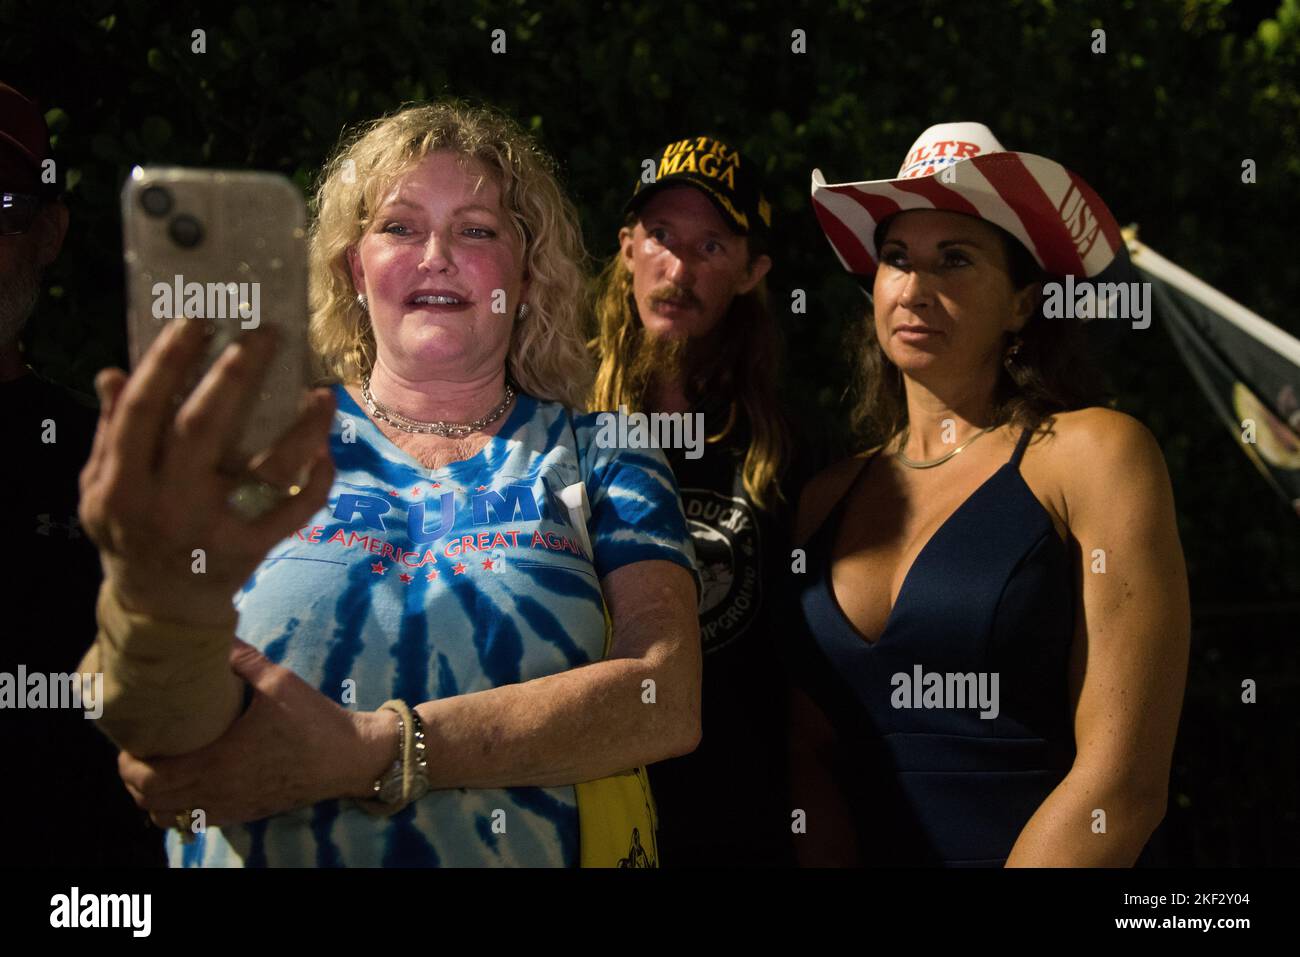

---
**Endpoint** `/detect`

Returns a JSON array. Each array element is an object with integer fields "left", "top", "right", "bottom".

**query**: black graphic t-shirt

[
  {"left": 0, "top": 370, "right": 165, "bottom": 867},
  {"left": 647, "top": 406, "right": 825, "bottom": 867},
  {"left": 685, "top": 485, "right": 762, "bottom": 654}
]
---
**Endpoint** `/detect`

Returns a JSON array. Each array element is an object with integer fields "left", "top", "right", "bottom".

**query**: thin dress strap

[
  {"left": 842, "top": 446, "right": 885, "bottom": 510},
  {"left": 1009, "top": 425, "right": 1035, "bottom": 468},
  {"left": 807, "top": 447, "right": 882, "bottom": 548}
]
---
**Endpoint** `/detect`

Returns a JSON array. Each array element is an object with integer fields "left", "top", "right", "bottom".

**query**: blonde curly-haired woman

[{"left": 80, "top": 102, "right": 701, "bottom": 868}]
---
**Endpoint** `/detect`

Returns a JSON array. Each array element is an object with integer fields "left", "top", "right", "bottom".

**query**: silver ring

[{"left": 228, "top": 478, "right": 295, "bottom": 520}]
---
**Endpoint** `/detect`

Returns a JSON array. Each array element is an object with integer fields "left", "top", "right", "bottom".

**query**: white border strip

[{"left": 1129, "top": 239, "right": 1300, "bottom": 367}]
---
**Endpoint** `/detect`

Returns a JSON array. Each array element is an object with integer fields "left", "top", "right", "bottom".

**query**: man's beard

[
  {"left": 0, "top": 253, "right": 41, "bottom": 348},
  {"left": 623, "top": 322, "right": 699, "bottom": 409}
]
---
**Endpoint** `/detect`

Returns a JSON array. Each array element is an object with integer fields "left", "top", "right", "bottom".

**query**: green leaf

[
  {"left": 44, "top": 107, "right": 69, "bottom": 133},
  {"left": 1257, "top": 19, "right": 1281, "bottom": 52}
]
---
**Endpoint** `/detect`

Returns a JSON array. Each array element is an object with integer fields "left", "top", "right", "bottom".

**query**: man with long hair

[{"left": 590, "top": 135, "right": 808, "bottom": 866}]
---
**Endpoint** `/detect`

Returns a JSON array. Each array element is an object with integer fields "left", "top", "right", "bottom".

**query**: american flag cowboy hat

[{"left": 810, "top": 122, "right": 1124, "bottom": 280}]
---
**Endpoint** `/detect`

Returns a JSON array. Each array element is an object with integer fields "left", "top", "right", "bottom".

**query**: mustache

[{"left": 648, "top": 284, "right": 700, "bottom": 310}]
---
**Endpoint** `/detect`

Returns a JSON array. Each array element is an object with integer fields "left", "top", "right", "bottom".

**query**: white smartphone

[{"left": 121, "top": 166, "right": 312, "bottom": 474}]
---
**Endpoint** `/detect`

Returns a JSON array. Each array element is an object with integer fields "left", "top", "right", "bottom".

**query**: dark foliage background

[{"left": 4, "top": 0, "right": 1297, "bottom": 863}]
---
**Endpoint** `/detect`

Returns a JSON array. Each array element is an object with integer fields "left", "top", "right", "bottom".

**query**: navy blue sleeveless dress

[{"left": 788, "top": 426, "right": 1076, "bottom": 866}]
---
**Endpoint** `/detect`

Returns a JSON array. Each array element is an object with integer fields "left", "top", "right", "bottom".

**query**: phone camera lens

[
  {"left": 169, "top": 214, "right": 204, "bottom": 249},
  {"left": 140, "top": 186, "right": 173, "bottom": 217}
]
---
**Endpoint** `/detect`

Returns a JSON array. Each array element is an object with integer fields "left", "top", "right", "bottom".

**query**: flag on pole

[{"left": 1128, "top": 233, "right": 1300, "bottom": 517}]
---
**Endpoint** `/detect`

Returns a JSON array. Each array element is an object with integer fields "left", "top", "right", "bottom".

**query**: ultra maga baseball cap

[{"left": 627, "top": 135, "right": 772, "bottom": 238}]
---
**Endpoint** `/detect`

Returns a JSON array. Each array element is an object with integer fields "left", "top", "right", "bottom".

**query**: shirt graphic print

[{"left": 169, "top": 386, "right": 695, "bottom": 868}]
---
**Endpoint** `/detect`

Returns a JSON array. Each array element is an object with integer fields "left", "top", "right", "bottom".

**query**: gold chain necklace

[
  {"left": 894, "top": 423, "right": 997, "bottom": 469},
  {"left": 362, "top": 376, "right": 515, "bottom": 437}
]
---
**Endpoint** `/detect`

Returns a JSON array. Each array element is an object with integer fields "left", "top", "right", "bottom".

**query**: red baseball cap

[{"left": 0, "top": 82, "right": 51, "bottom": 190}]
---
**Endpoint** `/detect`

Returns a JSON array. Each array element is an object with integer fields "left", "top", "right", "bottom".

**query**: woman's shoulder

[
  {"left": 551, "top": 403, "right": 678, "bottom": 483},
  {"left": 1029, "top": 407, "right": 1170, "bottom": 517},
  {"left": 1033, "top": 406, "right": 1163, "bottom": 464}
]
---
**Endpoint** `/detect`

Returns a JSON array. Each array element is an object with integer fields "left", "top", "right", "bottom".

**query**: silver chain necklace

[
  {"left": 362, "top": 376, "right": 515, "bottom": 437},
  {"left": 894, "top": 423, "right": 997, "bottom": 469}
]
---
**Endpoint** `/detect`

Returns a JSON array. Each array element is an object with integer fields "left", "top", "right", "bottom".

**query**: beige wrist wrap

[{"left": 80, "top": 582, "right": 243, "bottom": 757}]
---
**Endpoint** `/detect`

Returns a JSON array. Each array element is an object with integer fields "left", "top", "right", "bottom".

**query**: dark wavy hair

[{"left": 848, "top": 216, "right": 1106, "bottom": 447}]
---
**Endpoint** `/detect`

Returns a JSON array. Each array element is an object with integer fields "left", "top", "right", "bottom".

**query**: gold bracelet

[{"left": 360, "top": 700, "right": 430, "bottom": 815}]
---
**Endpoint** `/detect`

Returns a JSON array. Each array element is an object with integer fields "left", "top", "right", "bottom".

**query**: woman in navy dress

[{"left": 790, "top": 122, "right": 1190, "bottom": 866}]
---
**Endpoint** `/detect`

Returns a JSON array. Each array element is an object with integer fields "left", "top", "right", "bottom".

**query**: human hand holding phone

[
  {"left": 79, "top": 320, "right": 336, "bottom": 626},
  {"left": 80, "top": 167, "right": 334, "bottom": 626}
]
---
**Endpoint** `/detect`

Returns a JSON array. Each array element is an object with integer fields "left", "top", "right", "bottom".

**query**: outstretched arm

[{"left": 77, "top": 318, "right": 335, "bottom": 756}]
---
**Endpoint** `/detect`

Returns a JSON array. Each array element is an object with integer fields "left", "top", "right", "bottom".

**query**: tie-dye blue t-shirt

[{"left": 168, "top": 385, "right": 696, "bottom": 868}]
